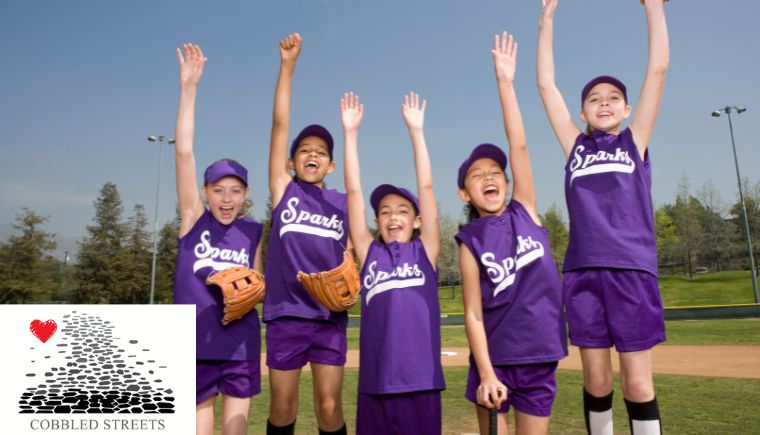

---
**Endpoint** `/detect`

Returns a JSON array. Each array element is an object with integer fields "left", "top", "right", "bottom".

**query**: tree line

[{"left": 1, "top": 176, "right": 758, "bottom": 304}]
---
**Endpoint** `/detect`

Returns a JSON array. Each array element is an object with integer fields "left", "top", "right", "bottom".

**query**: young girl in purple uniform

[
  {"left": 173, "top": 44, "right": 264, "bottom": 435},
  {"left": 537, "top": 1, "right": 669, "bottom": 434},
  {"left": 457, "top": 33, "right": 567, "bottom": 435},
  {"left": 341, "top": 91, "right": 445, "bottom": 435},
  {"left": 265, "top": 33, "right": 349, "bottom": 435}
]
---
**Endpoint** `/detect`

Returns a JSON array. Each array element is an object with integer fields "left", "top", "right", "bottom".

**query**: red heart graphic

[{"left": 30, "top": 319, "right": 57, "bottom": 343}]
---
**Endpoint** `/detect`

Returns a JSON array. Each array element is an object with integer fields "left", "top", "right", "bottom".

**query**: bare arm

[
  {"left": 175, "top": 44, "right": 207, "bottom": 238},
  {"left": 269, "top": 33, "right": 302, "bottom": 208},
  {"left": 341, "top": 93, "right": 373, "bottom": 264},
  {"left": 493, "top": 33, "right": 541, "bottom": 225},
  {"left": 536, "top": 0, "right": 581, "bottom": 155},
  {"left": 630, "top": 0, "right": 669, "bottom": 157},
  {"left": 253, "top": 238, "right": 264, "bottom": 274},
  {"left": 460, "top": 244, "right": 508, "bottom": 409},
  {"left": 402, "top": 92, "right": 440, "bottom": 266}
]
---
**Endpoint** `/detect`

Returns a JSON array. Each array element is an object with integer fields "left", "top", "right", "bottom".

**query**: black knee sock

[
  {"left": 267, "top": 419, "right": 296, "bottom": 435},
  {"left": 583, "top": 389, "right": 614, "bottom": 435},
  {"left": 624, "top": 397, "right": 661, "bottom": 435},
  {"left": 318, "top": 423, "right": 347, "bottom": 435}
]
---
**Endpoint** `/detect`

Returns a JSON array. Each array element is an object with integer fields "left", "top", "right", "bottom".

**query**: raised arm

[
  {"left": 341, "top": 92, "right": 373, "bottom": 264},
  {"left": 537, "top": 0, "right": 581, "bottom": 155},
  {"left": 269, "top": 33, "right": 302, "bottom": 208},
  {"left": 630, "top": 0, "right": 669, "bottom": 157},
  {"left": 175, "top": 43, "right": 208, "bottom": 238},
  {"left": 402, "top": 92, "right": 439, "bottom": 267},
  {"left": 460, "top": 244, "right": 508, "bottom": 410},
  {"left": 493, "top": 33, "right": 541, "bottom": 225}
]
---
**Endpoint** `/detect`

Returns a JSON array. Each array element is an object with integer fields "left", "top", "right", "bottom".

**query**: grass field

[
  {"left": 225, "top": 318, "right": 760, "bottom": 433},
  {"left": 215, "top": 368, "right": 760, "bottom": 434},
  {"left": 397, "top": 271, "right": 760, "bottom": 315}
]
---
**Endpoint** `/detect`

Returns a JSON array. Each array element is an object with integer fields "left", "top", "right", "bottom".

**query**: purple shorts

[
  {"left": 196, "top": 360, "right": 260, "bottom": 405},
  {"left": 563, "top": 268, "right": 666, "bottom": 352},
  {"left": 265, "top": 317, "right": 347, "bottom": 370},
  {"left": 465, "top": 360, "right": 558, "bottom": 417},
  {"left": 356, "top": 390, "right": 441, "bottom": 435}
]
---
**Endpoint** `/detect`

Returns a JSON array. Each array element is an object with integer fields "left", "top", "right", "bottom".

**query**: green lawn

[
  {"left": 215, "top": 368, "right": 760, "bottom": 434},
  {"left": 659, "top": 270, "right": 758, "bottom": 307}
]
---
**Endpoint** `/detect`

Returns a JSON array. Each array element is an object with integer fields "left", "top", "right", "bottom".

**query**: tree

[
  {"left": 671, "top": 175, "right": 704, "bottom": 278},
  {"left": 74, "top": 182, "right": 127, "bottom": 303},
  {"left": 654, "top": 205, "right": 678, "bottom": 270},
  {"left": 697, "top": 180, "right": 733, "bottom": 272},
  {"left": 437, "top": 210, "right": 460, "bottom": 298},
  {"left": 154, "top": 210, "right": 180, "bottom": 304},
  {"left": 729, "top": 177, "right": 760, "bottom": 272},
  {"left": 540, "top": 203, "right": 568, "bottom": 273},
  {"left": 0, "top": 209, "right": 58, "bottom": 303},
  {"left": 116, "top": 203, "right": 152, "bottom": 303}
]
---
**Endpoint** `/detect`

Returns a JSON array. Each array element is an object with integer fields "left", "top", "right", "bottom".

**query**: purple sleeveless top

[
  {"left": 455, "top": 200, "right": 567, "bottom": 365},
  {"left": 263, "top": 178, "right": 349, "bottom": 329},
  {"left": 174, "top": 210, "right": 263, "bottom": 361},
  {"left": 358, "top": 239, "right": 446, "bottom": 394},
  {"left": 564, "top": 128, "right": 658, "bottom": 276}
]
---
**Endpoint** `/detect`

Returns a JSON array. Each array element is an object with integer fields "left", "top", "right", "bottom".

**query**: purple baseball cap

[
  {"left": 457, "top": 143, "right": 508, "bottom": 189},
  {"left": 204, "top": 160, "right": 248, "bottom": 186},
  {"left": 290, "top": 124, "right": 334, "bottom": 160},
  {"left": 370, "top": 184, "right": 419, "bottom": 216},
  {"left": 581, "top": 75, "right": 627, "bottom": 104}
]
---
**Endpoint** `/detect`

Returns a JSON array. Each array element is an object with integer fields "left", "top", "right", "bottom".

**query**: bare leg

[
  {"left": 221, "top": 395, "right": 251, "bottom": 435},
  {"left": 196, "top": 395, "right": 216, "bottom": 435},
  {"left": 475, "top": 405, "right": 509, "bottom": 435},
  {"left": 268, "top": 367, "right": 302, "bottom": 426},
  {"left": 311, "top": 362, "right": 345, "bottom": 431},
  {"left": 514, "top": 410, "right": 549, "bottom": 435}
]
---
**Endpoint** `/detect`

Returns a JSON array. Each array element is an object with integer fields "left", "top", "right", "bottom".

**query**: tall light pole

[
  {"left": 711, "top": 106, "right": 758, "bottom": 303},
  {"left": 147, "top": 135, "right": 175, "bottom": 304}
]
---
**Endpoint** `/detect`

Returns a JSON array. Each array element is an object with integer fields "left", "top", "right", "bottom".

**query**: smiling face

[
  {"left": 374, "top": 194, "right": 420, "bottom": 244},
  {"left": 288, "top": 136, "right": 335, "bottom": 185},
  {"left": 202, "top": 176, "right": 249, "bottom": 225},
  {"left": 458, "top": 157, "right": 509, "bottom": 217},
  {"left": 580, "top": 82, "right": 631, "bottom": 134}
]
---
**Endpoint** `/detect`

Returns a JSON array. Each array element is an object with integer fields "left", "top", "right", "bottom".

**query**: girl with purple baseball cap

[
  {"left": 265, "top": 33, "right": 350, "bottom": 435},
  {"left": 456, "top": 32, "right": 567, "bottom": 435},
  {"left": 173, "top": 44, "right": 265, "bottom": 435},
  {"left": 341, "top": 91, "right": 445, "bottom": 434},
  {"left": 537, "top": 1, "right": 669, "bottom": 433}
]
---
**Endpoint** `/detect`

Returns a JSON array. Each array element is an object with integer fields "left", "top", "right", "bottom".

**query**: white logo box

[{"left": 0, "top": 305, "right": 195, "bottom": 434}]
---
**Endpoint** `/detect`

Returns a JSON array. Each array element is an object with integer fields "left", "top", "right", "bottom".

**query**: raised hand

[
  {"left": 540, "top": 0, "right": 558, "bottom": 21},
  {"left": 401, "top": 92, "right": 426, "bottom": 131},
  {"left": 279, "top": 33, "right": 302, "bottom": 64},
  {"left": 340, "top": 92, "right": 364, "bottom": 132},
  {"left": 177, "top": 43, "right": 207, "bottom": 89},
  {"left": 493, "top": 32, "right": 517, "bottom": 84}
]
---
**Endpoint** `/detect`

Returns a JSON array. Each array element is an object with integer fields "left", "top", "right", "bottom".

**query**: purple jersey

[
  {"left": 174, "top": 210, "right": 263, "bottom": 361},
  {"left": 564, "top": 128, "right": 658, "bottom": 275},
  {"left": 358, "top": 239, "right": 446, "bottom": 394},
  {"left": 263, "top": 178, "right": 349, "bottom": 328},
  {"left": 455, "top": 200, "right": 567, "bottom": 365}
]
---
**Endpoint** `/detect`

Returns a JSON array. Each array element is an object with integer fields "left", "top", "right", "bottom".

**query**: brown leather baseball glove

[
  {"left": 297, "top": 250, "right": 360, "bottom": 312},
  {"left": 206, "top": 267, "right": 266, "bottom": 325}
]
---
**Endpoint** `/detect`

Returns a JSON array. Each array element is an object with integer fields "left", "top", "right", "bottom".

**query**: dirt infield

[{"left": 267, "top": 345, "right": 760, "bottom": 379}]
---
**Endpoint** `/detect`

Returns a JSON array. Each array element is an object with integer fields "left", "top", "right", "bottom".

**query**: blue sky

[{"left": 1, "top": 0, "right": 759, "bottom": 256}]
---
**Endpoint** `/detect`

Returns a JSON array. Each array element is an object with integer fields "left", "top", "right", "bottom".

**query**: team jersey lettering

[
  {"left": 568, "top": 144, "right": 635, "bottom": 185},
  {"left": 192, "top": 230, "right": 250, "bottom": 272},
  {"left": 363, "top": 260, "right": 425, "bottom": 304},
  {"left": 279, "top": 197, "right": 345, "bottom": 240},
  {"left": 481, "top": 235, "right": 544, "bottom": 297}
]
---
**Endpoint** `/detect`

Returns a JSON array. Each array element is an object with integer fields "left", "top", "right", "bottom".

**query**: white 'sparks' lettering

[
  {"left": 480, "top": 235, "right": 545, "bottom": 297},
  {"left": 363, "top": 260, "right": 425, "bottom": 304},
  {"left": 193, "top": 230, "right": 249, "bottom": 273},
  {"left": 279, "top": 197, "right": 344, "bottom": 240},
  {"left": 568, "top": 145, "right": 635, "bottom": 185}
]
